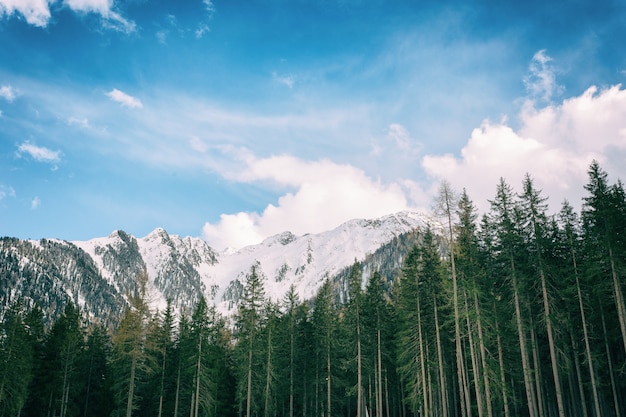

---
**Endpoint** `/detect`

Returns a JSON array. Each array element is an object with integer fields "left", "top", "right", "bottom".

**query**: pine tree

[
  {"left": 0, "top": 300, "right": 36, "bottom": 417},
  {"left": 582, "top": 161, "right": 626, "bottom": 355},
  {"left": 312, "top": 278, "right": 336, "bottom": 417},
  {"left": 489, "top": 177, "right": 538, "bottom": 417},
  {"left": 111, "top": 270, "right": 152, "bottom": 417},
  {"left": 235, "top": 261, "right": 267, "bottom": 417},
  {"left": 519, "top": 174, "right": 566, "bottom": 417}
]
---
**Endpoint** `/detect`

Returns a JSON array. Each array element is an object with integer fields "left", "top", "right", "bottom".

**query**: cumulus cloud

[
  {"left": 202, "top": 155, "right": 416, "bottom": 251},
  {"left": 421, "top": 83, "right": 626, "bottom": 213},
  {"left": 17, "top": 142, "right": 62, "bottom": 163},
  {"left": 0, "top": 0, "right": 51, "bottom": 27},
  {"left": 0, "top": 85, "right": 17, "bottom": 102},
  {"left": 106, "top": 88, "right": 143, "bottom": 109}
]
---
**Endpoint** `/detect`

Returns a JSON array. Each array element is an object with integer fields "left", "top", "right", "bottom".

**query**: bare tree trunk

[
  {"left": 495, "top": 311, "right": 510, "bottom": 417},
  {"left": 569, "top": 325, "right": 588, "bottom": 417},
  {"left": 264, "top": 325, "right": 273, "bottom": 417},
  {"left": 174, "top": 363, "right": 181, "bottom": 417},
  {"left": 377, "top": 312, "right": 384, "bottom": 417},
  {"left": 529, "top": 317, "right": 544, "bottom": 417},
  {"left": 194, "top": 337, "right": 202, "bottom": 417},
  {"left": 126, "top": 354, "right": 137, "bottom": 417},
  {"left": 417, "top": 288, "right": 428, "bottom": 417},
  {"left": 539, "top": 269, "right": 566, "bottom": 417},
  {"left": 511, "top": 266, "right": 537, "bottom": 417},
  {"left": 474, "top": 290, "right": 493, "bottom": 417},
  {"left": 434, "top": 295, "right": 448, "bottom": 417},
  {"left": 600, "top": 307, "right": 622, "bottom": 417},
  {"left": 608, "top": 245, "right": 626, "bottom": 354},
  {"left": 464, "top": 290, "right": 483, "bottom": 417}
]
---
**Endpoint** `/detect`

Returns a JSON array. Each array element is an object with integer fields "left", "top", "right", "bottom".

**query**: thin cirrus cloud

[{"left": 106, "top": 88, "right": 143, "bottom": 109}]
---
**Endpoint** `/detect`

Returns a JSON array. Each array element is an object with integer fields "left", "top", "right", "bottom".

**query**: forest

[{"left": 1, "top": 160, "right": 625, "bottom": 417}]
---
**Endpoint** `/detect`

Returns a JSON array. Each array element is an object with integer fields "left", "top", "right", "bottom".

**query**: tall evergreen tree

[
  {"left": 111, "top": 270, "right": 152, "bottom": 417},
  {"left": 0, "top": 300, "right": 36, "bottom": 417},
  {"left": 235, "top": 261, "right": 267, "bottom": 417}
]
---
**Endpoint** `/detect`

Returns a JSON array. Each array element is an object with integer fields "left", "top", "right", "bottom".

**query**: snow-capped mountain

[{"left": 1, "top": 211, "right": 432, "bottom": 325}]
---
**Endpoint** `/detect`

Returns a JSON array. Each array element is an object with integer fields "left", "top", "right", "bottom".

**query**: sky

[{"left": 1, "top": 0, "right": 626, "bottom": 251}]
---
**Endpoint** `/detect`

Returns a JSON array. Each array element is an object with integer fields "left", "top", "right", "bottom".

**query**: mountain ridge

[{"left": 1, "top": 210, "right": 433, "bottom": 325}]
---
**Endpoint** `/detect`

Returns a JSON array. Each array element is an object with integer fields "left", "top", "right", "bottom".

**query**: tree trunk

[
  {"left": 464, "top": 290, "right": 483, "bottom": 417},
  {"left": 511, "top": 265, "right": 537, "bottom": 417},
  {"left": 474, "top": 290, "right": 493, "bottom": 417},
  {"left": 600, "top": 307, "right": 622, "bottom": 417},
  {"left": 495, "top": 311, "right": 510, "bottom": 417},
  {"left": 434, "top": 295, "right": 448, "bottom": 417},
  {"left": 539, "top": 268, "right": 566, "bottom": 417}
]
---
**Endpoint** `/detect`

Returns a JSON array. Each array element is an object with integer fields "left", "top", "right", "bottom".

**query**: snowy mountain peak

[{"left": 3, "top": 211, "right": 431, "bottom": 324}]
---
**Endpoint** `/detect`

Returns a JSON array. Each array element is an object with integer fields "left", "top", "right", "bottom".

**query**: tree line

[{"left": 1, "top": 160, "right": 625, "bottom": 417}]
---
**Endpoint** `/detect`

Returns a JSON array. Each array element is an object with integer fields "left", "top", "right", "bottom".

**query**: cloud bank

[
  {"left": 203, "top": 155, "right": 416, "bottom": 251},
  {"left": 422, "top": 84, "right": 626, "bottom": 212}
]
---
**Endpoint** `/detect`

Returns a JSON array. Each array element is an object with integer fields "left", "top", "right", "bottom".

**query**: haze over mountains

[{"left": 1, "top": 211, "right": 432, "bottom": 325}]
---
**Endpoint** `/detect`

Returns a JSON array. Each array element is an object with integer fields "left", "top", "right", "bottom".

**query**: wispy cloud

[
  {"left": 272, "top": 72, "right": 295, "bottom": 89},
  {"left": 67, "top": 116, "right": 90, "bottom": 128},
  {"left": 16, "top": 142, "right": 62, "bottom": 163},
  {"left": 64, "top": 0, "right": 136, "bottom": 33},
  {"left": 524, "top": 49, "right": 563, "bottom": 103},
  {"left": 106, "top": 88, "right": 143, "bottom": 109},
  {"left": 0, "top": 85, "right": 16, "bottom": 102},
  {"left": 0, "top": 184, "right": 16, "bottom": 200},
  {"left": 31, "top": 196, "right": 41, "bottom": 209},
  {"left": 0, "top": 0, "right": 51, "bottom": 27}
]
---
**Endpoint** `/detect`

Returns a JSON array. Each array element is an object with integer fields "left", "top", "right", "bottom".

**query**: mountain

[{"left": 0, "top": 211, "right": 432, "bottom": 326}]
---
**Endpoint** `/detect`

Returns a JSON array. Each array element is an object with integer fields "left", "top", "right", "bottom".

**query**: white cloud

[
  {"left": 387, "top": 123, "right": 411, "bottom": 150},
  {"left": 524, "top": 49, "right": 563, "bottom": 103},
  {"left": 0, "top": 185, "right": 16, "bottom": 200},
  {"left": 67, "top": 116, "right": 90, "bottom": 128},
  {"left": 106, "top": 88, "right": 143, "bottom": 109},
  {"left": 64, "top": 0, "right": 136, "bottom": 33},
  {"left": 17, "top": 142, "right": 62, "bottom": 163},
  {"left": 31, "top": 196, "right": 41, "bottom": 209},
  {"left": 202, "top": 155, "right": 416, "bottom": 251},
  {"left": 0, "top": 85, "right": 16, "bottom": 102},
  {"left": 0, "top": 0, "right": 51, "bottom": 27},
  {"left": 272, "top": 72, "right": 295, "bottom": 89},
  {"left": 421, "top": 84, "right": 626, "bottom": 213}
]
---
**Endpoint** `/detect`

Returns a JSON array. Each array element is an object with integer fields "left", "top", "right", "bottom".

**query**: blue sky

[{"left": 1, "top": 0, "right": 626, "bottom": 250}]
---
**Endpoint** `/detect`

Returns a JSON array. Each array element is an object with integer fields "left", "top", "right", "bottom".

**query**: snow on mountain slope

[
  {"left": 207, "top": 211, "right": 431, "bottom": 314},
  {"left": 72, "top": 211, "right": 431, "bottom": 316}
]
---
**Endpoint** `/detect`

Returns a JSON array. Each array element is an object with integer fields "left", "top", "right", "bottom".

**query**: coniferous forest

[{"left": 1, "top": 160, "right": 625, "bottom": 417}]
